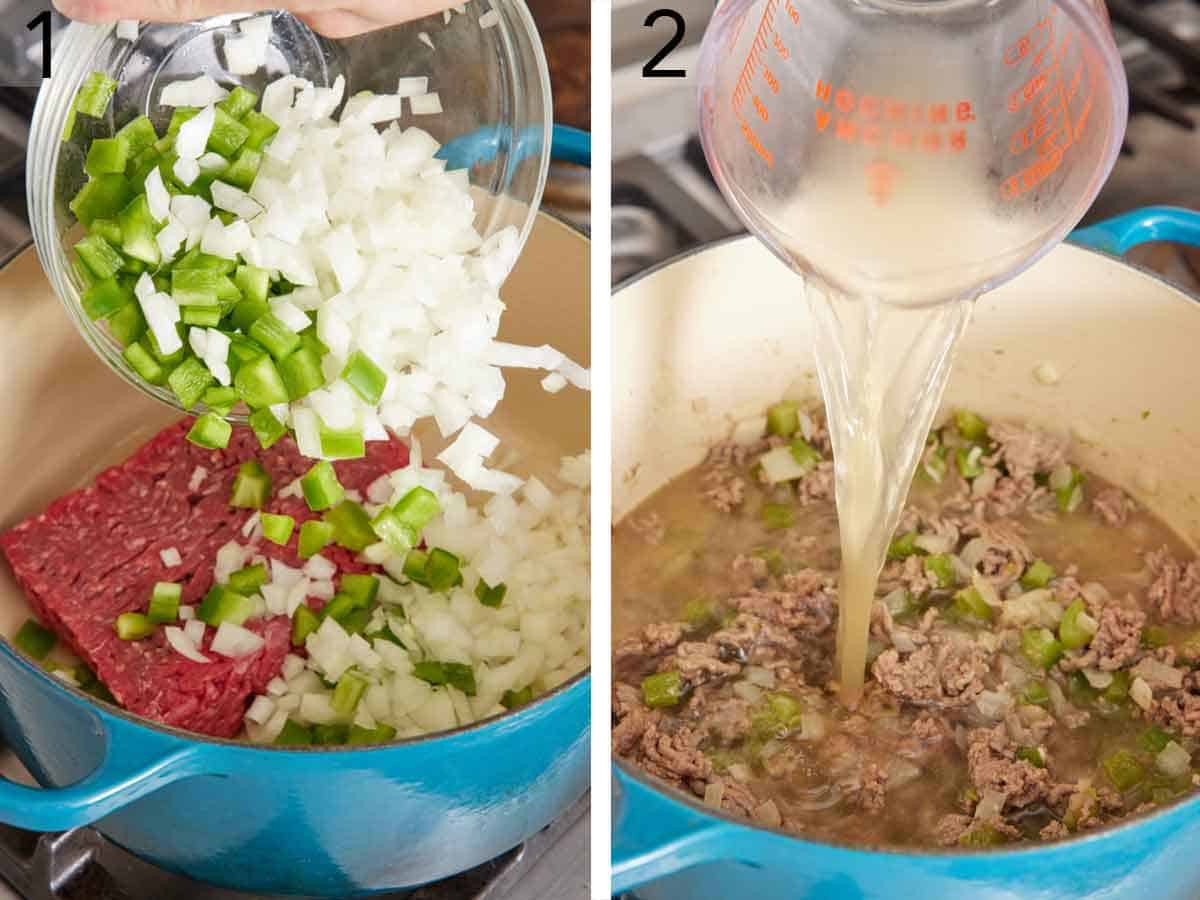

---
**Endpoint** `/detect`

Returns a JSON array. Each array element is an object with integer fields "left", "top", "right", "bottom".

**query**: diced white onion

[
  {"left": 1130, "top": 676, "right": 1154, "bottom": 711},
  {"left": 409, "top": 92, "right": 443, "bottom": 116},
  {"left": 184, "top": 618, "right": 206, "bottom": 645},
  {"left": 799, "top": 712, "right": 825, "bottom": 741},
  {"left": 1034, "top": 362, "right": 1061, "bottom": 385},
  {"left": 172, "top": 157, "right": 200, "bottom": 186},
  {"left": 1158, "top": 740, "right": 1191, "bottom": 778},
  {"left": 211, "top": 622, "right": 266, "bottom": 658},
  {"left": 396, "top": 76, "right": 429, "bottom": 97},
  {"left": 160, "top": 76, "right": 228, "bottom": 108},
  {"left": 240, "top": 511, "right": 260, "bottom": 539},
  {"left": 541, "top": 372, "right": 567, "bottom": 394},
  {"left": 282, "top": 654, "right": 306, "bottom": 680},
  {"left": 212, "top": 181, "right": 263, "bottom": 220},
  {"left": 159, "top": 547, "right": 182, "bottom": 567},
  {"left": 302, "top": 555, "right": 337, "bottom": 580},
  {"left": 975, "top": 789, "right": 1006, "bottom": 821},
  {"left": 704, "top": 782, "right": 725, "bottom": 809},
  {"left": 245, "top": 695, "right": 275, "bottom": 724},
  {"left": 116, "top": 19, "right": 138, "bottom": 40},
  {"left": 165, "top": 626, "right": 211, "bottom": 663},
  {"left": 214, "top": 541, "right": 247, "bottom": 584},
  {"left": 239, "top": 14, "right": 272, "bottom": 64},
  {"left": 269, "top": 298, "right": 311, "bottom": 333},
  {"left": 175, "top": 104, "right": 216, "bottom": 160},
  {"left": 915, "top": 532, "right": 954, "bottom": 555},
  {"left": 759, "top": 445, "right": 812, "bottom": 485},
  {"left": 753, "top": 799, "right": 782, "bottom": 828},
  {"left": 224, "top": 34, "right": 260, "bottom": 75},
  {"left": 144, "top": 168, "right": 170, "bottom": 223}
]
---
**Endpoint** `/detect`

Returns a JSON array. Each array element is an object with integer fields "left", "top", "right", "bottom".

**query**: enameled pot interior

[
  {"left": 0, "top": 212, "right": 590, "bottom": 749},
  {"left": 611, "top": 234, "right": 1200, "bottom": 848}
]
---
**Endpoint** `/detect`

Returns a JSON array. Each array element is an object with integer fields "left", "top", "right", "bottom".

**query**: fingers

[
  {"left": 303, "top": 3, "right": 464, "bottom": 36},
  {"left": 54, "top": 0, "right": 288, "bottom": 23},
  {"left": 54, "top": 0, "right": 461, "bottom": 29},
  {"left": 296, "top": 9, "right": 379, "bottom": 39}
]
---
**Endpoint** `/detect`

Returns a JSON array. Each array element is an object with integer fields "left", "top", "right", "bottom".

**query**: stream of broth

[{"left": 774, "top": 155, "right": 1051, "bottom": 702}]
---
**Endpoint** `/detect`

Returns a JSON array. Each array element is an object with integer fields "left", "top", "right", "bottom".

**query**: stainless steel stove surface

[
  {"left": 0, "top": 748, "right": 587, "bottom": 900},
  {"left": 612, "top": 0, "right": 1200, "bottom": 291}
]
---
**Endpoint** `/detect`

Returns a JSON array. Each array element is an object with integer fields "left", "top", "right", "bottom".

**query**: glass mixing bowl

[{"left": 27, "top": 5, "right": 552, "bottom": 415}]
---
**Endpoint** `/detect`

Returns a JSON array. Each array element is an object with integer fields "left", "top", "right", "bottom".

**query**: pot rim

[
  {"left": 611, "top": 230, "right": 1200, "bottom": 859},
  {"left": 612, "top": 754, "right": 1199, "bottom": 859},
  {"left": 0, "top": 211, "right": 592, "bottom": 755},
  {"left": 612, "top": 231, "right": 1200, "bottom": 308}
]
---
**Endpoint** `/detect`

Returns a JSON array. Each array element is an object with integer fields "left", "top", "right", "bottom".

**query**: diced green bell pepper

[
  {"left": 70, "top": 173, "right": 133, "bottom": 227},
  {"left": 323, "top": 501, "right": 376, "bottom": 552},
  {"left": 301, "top": 461, "right": 345, "bottom": 512},
  {"left": 1021, "top": 559, "right": 1056, "bottom": 590},
  {"left": 85, "top": 137, "right": 129, "bottom": 176},
  {"left": 248, "top": 407, "right": 286, "bottom": 450},
  {"left": 1021, "top": 627, "right": 1064, "bottom": 670},
  {"left": 1102, "top": 749, "right": 1146, "bottom": 791},
  {"left": 187, "top": 413, "right": 232, "bottom": 450},
  {"left": 168, "top": 357, "right": 215, "bottom": 410},
  {"left": 197, "top": 585, "right": 254, "bottom": 626},
  {"left": 230, "top": 460, "right": 272, "bottom": 508},
  {"left": 234, "top": 354, "right": 289, "bottom": 408},
  {"left": 1059, "top": 598, "right": 1096, "bottom": 650},
  {"left": 642, "top": 671, "right": 685, "bottom": 708},
  {"left": 766, "top": 401, "right": 799, "bottom": 438}
]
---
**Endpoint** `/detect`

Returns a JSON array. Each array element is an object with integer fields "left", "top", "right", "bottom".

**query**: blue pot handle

[
  {"left": 551, "top": 125, "right": 591, "bottom": 167},
  {"left": 436, "top": 124, "right": 591, "bottom": 170},
  {"left": 612, "top": 766, "right": 745, "bottom": 894},
  {"left": 1070, "top": 205, "right": 1200, "bottom": 255},
  {"left": 0, "top": 707, "right": 203, "bottom": 832}
]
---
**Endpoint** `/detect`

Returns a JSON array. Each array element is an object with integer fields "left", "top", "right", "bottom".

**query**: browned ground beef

[{"left": 613, "top": 410, "right": 1200, "bottom": 849}]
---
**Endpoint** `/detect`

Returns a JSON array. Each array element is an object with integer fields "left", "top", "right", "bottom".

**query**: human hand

[{"left": 52, "top": 0, "right": 459, "bottom": 38}]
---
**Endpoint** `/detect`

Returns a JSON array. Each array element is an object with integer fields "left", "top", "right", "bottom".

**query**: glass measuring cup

[{"left": 697, "top": 0, "right": 1128, "bottom": 307}]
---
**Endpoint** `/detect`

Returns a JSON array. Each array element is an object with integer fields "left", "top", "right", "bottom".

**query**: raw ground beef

[{"left": 1, "top": 420, "right": 407, "bottom": 738}]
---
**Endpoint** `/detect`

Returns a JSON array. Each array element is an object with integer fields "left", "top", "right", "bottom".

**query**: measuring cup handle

[{"left": 1070, "top": 206, "right": 1200, "bottom": 255}]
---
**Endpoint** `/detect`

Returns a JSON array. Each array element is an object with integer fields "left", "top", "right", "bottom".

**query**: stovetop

[
  {"left": 612, "top": 0, "right": 1200, "bottom": 291},
  {"left": 0, "top": 746, "right": 588, "bottom": 900}
]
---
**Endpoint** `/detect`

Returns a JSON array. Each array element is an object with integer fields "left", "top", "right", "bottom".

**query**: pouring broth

[{"left": 613, "top": 408, "right": 1200, "bottom": 848}]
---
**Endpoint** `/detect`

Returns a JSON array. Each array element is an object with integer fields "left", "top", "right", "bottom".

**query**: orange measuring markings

[
  {"left": 812, "top": 80, "right": 974, "bottom": 154},
  {"left": 865, "top": 160, "right": 898, "bottom": 207},
  {"left": 730, "top": 0, "right": 792, "bottom": 168},
  {"left": 999, "top": 12, "right": 1094, "bottom": 201}
]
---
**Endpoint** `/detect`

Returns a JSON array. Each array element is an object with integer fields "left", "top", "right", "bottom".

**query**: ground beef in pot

[
  {"left": 613, "top": 409, "right": 1200, "bottom": 849},
  {"left": 0, "top": 421, "right": 408, "bottom": 739}
]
